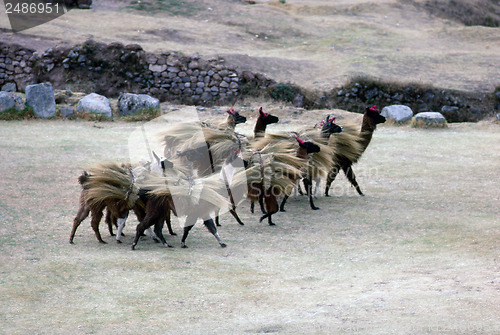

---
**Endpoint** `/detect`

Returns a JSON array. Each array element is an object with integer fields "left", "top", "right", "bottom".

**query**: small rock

[
  {"left": 60, "top": 107, "right": 74, "bottom": 118},
  {"left": 25, "top": 82, "right": 56, "bottom": 118},
  {"left": 381, "top": 105, "right": 413, "bottom": 122},
  {"left": 1, "top": 82, "right": 17, "bottom": 92},
  {"left": 441, "top": 105, "right": 459, "bottom": 113},
  {"left": 77, "top": 93, "right": 112, "bottom": 117}
]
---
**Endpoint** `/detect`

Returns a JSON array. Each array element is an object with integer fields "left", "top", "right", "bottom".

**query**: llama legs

[
  {"left": 203, "top": 218, "right": 227, "bottom": 248},
  {"left": 342, "top": 165, "right": 364, "bottom": 196},
  {"left": 69, "top": 202, "right": 90, "bottom": 244},
  {"left": 303, "top": 178, "right": 319, "bottom": 210},
  {"left": 325, "top": 165, "right": 340, "bottom": 197},
  {"left": 90, "top": 209, "right": 106, "bottom": 243}
]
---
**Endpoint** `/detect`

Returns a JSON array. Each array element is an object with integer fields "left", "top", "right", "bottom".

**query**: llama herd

[{"left": 69, "top": 106, "right": 386, "bottom": 249}]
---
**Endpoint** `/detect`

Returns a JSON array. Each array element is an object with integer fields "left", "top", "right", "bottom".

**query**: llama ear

[{"left": 152, "top": 151, "right": 160, "bottom": 163}]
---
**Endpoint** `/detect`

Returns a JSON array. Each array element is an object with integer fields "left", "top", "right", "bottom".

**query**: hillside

[{"left": 0, "top": 0, "right": 499, "bottom": 93}]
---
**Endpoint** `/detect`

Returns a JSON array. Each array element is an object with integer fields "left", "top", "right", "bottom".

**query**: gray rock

[
  {"left": 60, "top": 107, "right": 74, "bottom": 118},
  {"left": 77, "top": 93, "right": 112, "bottom": 117},
  {"left": 441, "top": 105, "right": 459, "bottom": 113},
  {"left": 0, "top": 91, "right": 24, "bottom": 112},
  {"left": 1, "top": 82, "right": 17, "bottom": 92},
  {"left": 25, "top": 82, "right": 56, "bottom": 118},
  {"left": 381, "top": 105, "right": 413, "bottom": 122},
  {"left": 117, "top": 93, "right": 159, "bottom": 116},
  {"left": 414, "top": 112, "right": 447, "bottom": 124}
]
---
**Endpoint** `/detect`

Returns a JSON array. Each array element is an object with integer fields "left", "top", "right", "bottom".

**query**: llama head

[
  {"left": 259, "top": 107, "right": 279, "bottom": 125},
  {"left": 227, "top": 107, "right": 247, "bottom": 125},
  {"left": 321, "top": 114, "right": 343, "bottom": 136},
  {"left": 297, "top": 137, "right": 320, "bottom": 154},
  {"left": 366, "top": 105, "right": 386, "bottom": 125}
]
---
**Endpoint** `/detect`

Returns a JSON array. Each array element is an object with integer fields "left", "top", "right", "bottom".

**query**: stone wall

[
  {"left": 0, "top": 40, "right": 497, "bottom": 121},
  {"left": 21, "top": 40, "right": 275, "bottom": 106},
  {"left": 0, "top": 42, "right": 36, "bottom": 92}
]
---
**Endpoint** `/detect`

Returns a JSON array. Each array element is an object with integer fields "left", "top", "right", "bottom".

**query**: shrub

[{"left": 270, "top": 82, "right": 295, "bottom": 102}]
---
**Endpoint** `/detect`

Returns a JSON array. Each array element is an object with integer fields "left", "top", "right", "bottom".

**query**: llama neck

[
  {"left": 253, "top": 117, "right": 266, "bottom": 138},
  {"left": 295, "top": 147, "right": 308, "bottom": 159},
  {"left": 359, "top": 117, "right": 377, "bottom": 152}
]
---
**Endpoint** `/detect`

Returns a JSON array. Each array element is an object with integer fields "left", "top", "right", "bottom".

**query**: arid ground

[
  {"left": 0, "top": 0, "right": 499, "bottom": 334},
  {"left": 0, "top": 107, "right": 499, "bottom": 334}
]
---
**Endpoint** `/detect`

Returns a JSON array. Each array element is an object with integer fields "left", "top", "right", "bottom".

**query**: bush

[{"left": 270, "top": 82, "right": 295, "bottom": 102}]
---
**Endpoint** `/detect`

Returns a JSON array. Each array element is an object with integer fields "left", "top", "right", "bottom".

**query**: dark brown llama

[{"left": 324, "top": 105, "right": 386, "bottom": 196}]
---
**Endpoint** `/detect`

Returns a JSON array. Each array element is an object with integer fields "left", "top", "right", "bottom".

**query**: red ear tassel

[
  {"left": 259, "top": 107, "right": 269, "bottom": 117},
  {"left": 228, "top": 107, "right": 236, "bottom": 115},
  {"left": 328, "top": 116, "right": 336, "bottom": 123},
  {"left": 296, "top": 136, "right": 305, "bottom": 144},
  {"left": 319, "top": 120, "right": 325, "bottom": 127},
  {"left": 369, "top": 105, "right": 379, "bottom": 112}
]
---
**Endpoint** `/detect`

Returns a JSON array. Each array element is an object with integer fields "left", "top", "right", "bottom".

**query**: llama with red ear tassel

[
  {"left": 254, "top": 107, "right": 279, "bottom": 138},
  {"left": 324, "top": 105, "right": 386, "bottom": 196}
]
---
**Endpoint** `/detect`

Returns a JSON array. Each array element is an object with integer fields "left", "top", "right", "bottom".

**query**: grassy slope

[
  {"left": 0, "top": 115, "right": 498, "bottom": 334},
  {"left": 0, "top": 0, "right": 498, "bottom": 92}
]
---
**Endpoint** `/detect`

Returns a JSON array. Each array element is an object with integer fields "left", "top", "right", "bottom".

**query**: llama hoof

[
  {"left": 153, "top": 238, "right": 160, "bottom": 243},
  {"left": 110, "top": 233, "right": 115, "bottom": 236},
  {"left": 116, "top": 240, "right": 122, "bottom": 244},
  {"left": 269, "top": 222, "right": 276, "bottom": 226},
  {"left": 311, "top": 206, "right": 320, "bottom": 210},
  {"left": 238, "top": 222, "right": 245, "bottom": 226},
  {"left": 163, "top": 243, "right": 173, "bottom": 248},
  {"left": 170, "top": 232, "right": 177, "bottom": 236},
  {"left": 99, "top": 240, "right": 107, "bottom": 244},
  {"left": 131, "top": 244, "right": 136, "bottom": 250},
  {"left": 220, "top": 243, "right": 227, "bottom": 248},
  {"left": 216, "top": 223, "right": 221, "bottom": 227},
  {"left": 181, "top": 243, "right": 188, "bottom": 248},
  {"left": 279, "top": 208, "right": 286, "bottom": 212},
  {"left": 325, "top": 194, "right": 330, "bottom": 197},
  {"left": 359, "top": 193, "right": 365, "bottom": 196}
]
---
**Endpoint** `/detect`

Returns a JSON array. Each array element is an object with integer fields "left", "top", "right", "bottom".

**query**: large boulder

[
  {"left": 0, "top": 91, "right": 24, "bottom": 113},
  {"left": 77, "top": 93, "right": 112, "bottom": 117},
  {"left": 412, "top": 112, "right": 447, "bottom": 127},
  {"left": 381, "top": 105, "right": 413, "bottom": 123},
  {"left": 25, "top": 83, "right": 56, "bottom": 118},
  {"left": 117, "top": 93, "right": 160, "bottom": 116}
]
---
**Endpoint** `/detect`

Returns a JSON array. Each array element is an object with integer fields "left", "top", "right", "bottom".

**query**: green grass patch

[
  {"left": 0, "top": 106, "right": 36, "bottom": 121},
  {"left": 120, "top": 107, "right": 162, "bottom": 122}
]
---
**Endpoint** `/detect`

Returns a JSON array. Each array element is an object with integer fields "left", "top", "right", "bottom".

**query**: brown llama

[
  {"left": 278, "top": 115, "right": 343, "bottom": 211},
  {"left": 236, "top": 139, "right": 316, "bottom": 225},
  {"left": 69, "top": 165, "right": 146, "bottom": 244},
  {"left": 324, "top": 106, "right": 386, "bottom": 196}
]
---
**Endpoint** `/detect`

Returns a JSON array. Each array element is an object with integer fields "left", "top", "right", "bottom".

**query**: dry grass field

[{"left": 0, "top": 106, "right": 499, "bottom": 334}]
